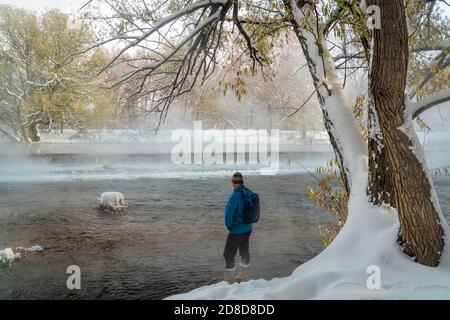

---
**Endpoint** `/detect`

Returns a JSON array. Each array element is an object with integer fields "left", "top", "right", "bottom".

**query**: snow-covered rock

[
  {"left": 97, "top": 192, "right": 128, "bottom": 212},
  {"left": 0, "top": 248, "right": 20, "bottom": 264},
  {"left": 16, "top": 245, "right": 44, "bottom": 253}
]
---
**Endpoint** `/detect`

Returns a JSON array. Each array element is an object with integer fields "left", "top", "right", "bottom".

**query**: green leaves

[{"left": 308, "top": 158, "right": 348, "bottom": 247}]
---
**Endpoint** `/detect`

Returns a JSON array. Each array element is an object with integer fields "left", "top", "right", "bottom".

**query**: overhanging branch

[{"left": 408, "top": 88, "right": 450, "bottom": 119}]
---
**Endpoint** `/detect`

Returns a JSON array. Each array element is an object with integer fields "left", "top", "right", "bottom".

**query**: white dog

[{"left": 97, "top": 192, "right": 128, "bottom": 212}]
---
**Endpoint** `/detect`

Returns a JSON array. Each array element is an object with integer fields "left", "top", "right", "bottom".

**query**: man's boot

[
  {"left": 237, "top": 264, "right": 250, "bottom": 282},
  {"left": 224, "top": 268, "right": 237, "bottom": 284}
]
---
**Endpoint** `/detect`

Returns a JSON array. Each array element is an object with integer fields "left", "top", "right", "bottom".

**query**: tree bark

[
  {"left": 367, "top": 27, "right": 391, "bottom": 205},
  {"left": 369, "top": 0, "right": 444, "bottom": 266},
  {"left": 0, "top": 126, "right": 21, "bottom": 143}
]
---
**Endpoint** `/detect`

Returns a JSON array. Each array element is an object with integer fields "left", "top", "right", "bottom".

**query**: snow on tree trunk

[
  {"left": 283, "top": 0, "right": 367, "bottom": 193},
  {"left": 20, "top": 125, "right": 31, "bottom": 144},
  {"left": 369, "top": 0, "right": 446, "bottom": 267},
  {"left": 15, "top": 104, "right": 31, "bottom": 144},
  {"left": 285, "top": 0, "right": 448, "bottom": 267}
]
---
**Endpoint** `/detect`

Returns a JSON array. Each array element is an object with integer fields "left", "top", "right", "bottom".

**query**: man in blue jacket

[{"left": 223, "top": 172, "right": 252, "bottom": 284}]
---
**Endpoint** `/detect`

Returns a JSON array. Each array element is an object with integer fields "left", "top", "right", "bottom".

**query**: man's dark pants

[{"left": 223, "top": 231, "right": 251, "bottom": 269}]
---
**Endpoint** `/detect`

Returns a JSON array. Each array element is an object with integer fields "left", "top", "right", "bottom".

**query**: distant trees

[
  {"left": 168, "top": 32, "right": 324, "bottom": 133},
  {"left": 0, "top": 5, "right": 115, "bottom": 143}
]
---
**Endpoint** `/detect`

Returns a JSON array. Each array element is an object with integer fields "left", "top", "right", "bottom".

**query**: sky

[
  {"left": 1, "top": 0, "right": 450, "bottom": 16},
  {"left": 0, "top": 0, "right": 89, "bottom": 13}
]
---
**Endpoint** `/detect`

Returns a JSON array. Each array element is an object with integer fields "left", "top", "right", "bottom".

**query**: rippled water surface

[{"left": 0, "top": 174, "right": 334, "bottom": 299}]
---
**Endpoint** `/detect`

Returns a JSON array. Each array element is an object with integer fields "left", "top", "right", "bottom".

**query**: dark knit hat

[{"left": 232, "top": 172, "right": 243, "bottom": 184}]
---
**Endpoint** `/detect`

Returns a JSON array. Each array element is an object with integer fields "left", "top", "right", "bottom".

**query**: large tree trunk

[
  {"left": 15, "top": 104, "right": 31, "bottom": 144},
  {"left": 369, "top": 0, "right": 445, "bottom": 266},
  {"left": 368, "top": 108, "right": 392, "bottom": 205}
]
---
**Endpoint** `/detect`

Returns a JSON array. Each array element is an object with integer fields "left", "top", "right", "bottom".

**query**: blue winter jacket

[{"left": 224, "top": 184, "right": 252, "bottom": 235}]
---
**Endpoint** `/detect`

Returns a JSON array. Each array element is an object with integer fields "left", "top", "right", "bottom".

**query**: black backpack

[{"left": 241, "top": 187, "right": 260, "bottom": 224}]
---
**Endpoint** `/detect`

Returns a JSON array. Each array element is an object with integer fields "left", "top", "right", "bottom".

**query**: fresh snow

[
  {"left": 0, "top": 246, "right": 44, "bottom": 265},
  {"left": 407, "top": 88, "right": 450, "bottom": 118},
  {"left": 16, "top": 245, "right": 44, "bottom": 253},
  {"left": 0, "top": 248, "right": 19, "bottom": 264}
]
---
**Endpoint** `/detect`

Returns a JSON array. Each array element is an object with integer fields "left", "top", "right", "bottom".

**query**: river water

[{"left": 0, "top": 140, "right": 449, "bottom": 299}]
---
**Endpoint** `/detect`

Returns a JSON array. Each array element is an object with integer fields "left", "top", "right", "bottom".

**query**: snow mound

[
  {"left": 167, "top": 157, "right": 450, "bottom": 299},
  {"left": 16, "top": 245, "right": 44, "bottom": 253},
  {"left": 0, "top": 246, "right": 45, "bottom": 265},
  {"left": 0, "top": 248, "right": 20, "bottom": 264}
]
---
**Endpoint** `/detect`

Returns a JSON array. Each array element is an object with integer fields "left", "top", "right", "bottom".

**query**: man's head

[{"left": 231, "top": 172, "right": 243, "bottom": 190}]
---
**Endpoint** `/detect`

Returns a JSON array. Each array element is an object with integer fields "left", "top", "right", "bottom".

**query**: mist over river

[{"left": 0, "top": 132, "right": 449, "bottom": 299}]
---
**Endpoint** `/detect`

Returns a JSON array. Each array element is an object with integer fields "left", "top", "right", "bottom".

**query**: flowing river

[{"left": 0, "top": 139, "right": 448, "bottom": 299}]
